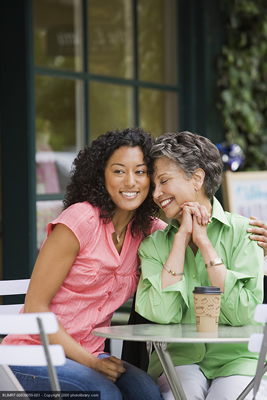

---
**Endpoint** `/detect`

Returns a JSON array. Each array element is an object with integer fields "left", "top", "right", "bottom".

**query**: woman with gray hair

[{"left": 135, "top": 131, "right": 266, "bottom": 399}]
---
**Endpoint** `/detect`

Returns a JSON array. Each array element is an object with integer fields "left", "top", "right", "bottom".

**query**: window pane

[
  {"left": 139, "top": 88, "right": 178, "bottom": 137},
  {"left": 138, "top": 0, "right": 178, "bottom": 84},
  {"left": 89, "top": 81, "right": 134, "bottom": 142},
  {"left": 33, "top": 0, "right": 83, "bottom": 72},
  {"left": 35, "top": 75, "right": 83, "bottom": 194},
  {"left": 36, "top": 200, "right": 63, "bottom": 251},
  {"left": 88, "top": 0, "right": 134, "bottom": 78}
]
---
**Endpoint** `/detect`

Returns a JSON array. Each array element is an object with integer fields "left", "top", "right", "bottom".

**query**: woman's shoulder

[
  {"left": 224, "top": 211, "right": 251, "bottom": 232},
  {"left": 149, "top": 217, "right": 167, "bottom": 233},
  {"left": 47, "top": 202, "right": 100, "bottom": 239},
  {"left": 57, "top": 202, "right": 100, "bottom": 221},
  {"left": 65, "top": 201, "right": 99, "bottom": 214},
  {"left": 140, "top": 221, "right": 169, "bottom": 253},
  {"left": 222, "top": 212, "right": 259, "bottom": 250}
]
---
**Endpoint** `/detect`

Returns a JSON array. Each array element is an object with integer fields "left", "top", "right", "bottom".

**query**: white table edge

[{"left": 92, "top": 323, "right": 263, "bottom": 344}]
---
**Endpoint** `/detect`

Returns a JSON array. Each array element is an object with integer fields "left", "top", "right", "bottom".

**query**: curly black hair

[{"left": 63, "top": 127, "right": 160, "bottom": 237}]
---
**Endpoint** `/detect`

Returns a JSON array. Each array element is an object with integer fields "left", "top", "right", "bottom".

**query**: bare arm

[
  {"left": 24, "top": 223, "right": 125, "bottom": 381},
  {"left": 192, "top": 215, "right": 227, "bottom": 293}
]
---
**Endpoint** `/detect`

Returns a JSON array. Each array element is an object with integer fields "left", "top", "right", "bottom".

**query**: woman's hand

[
  {"left": 179, "top": 202, "right": 211, "bottom": 246},
  {"left": 178, "top": 204, "right": 194, "bottom": 237},
  {"left": 247, "top": 216, "right": 267, "bottom": 257},
  {"left": 191, "top": 214, "right": 210, "bottom": 248},
  {"left": 161, "top": 202, "right": 211, "bottom": 289},
  {"left": 180, "top": 202, "right": 211, "bottom": 226},
  {"left": 94, "top": 356, "right": 126, "bottom": 382}
]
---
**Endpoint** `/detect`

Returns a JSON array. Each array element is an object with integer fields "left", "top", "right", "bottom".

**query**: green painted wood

[
  {"left": 0, "top": 0, "right": 37, "bottom": 280},
  {"left": 179, "top": 0, "right": 225, "bottom": 141},
  {"left": 82, "top": 0, "right": 90, "bottom": 144}
]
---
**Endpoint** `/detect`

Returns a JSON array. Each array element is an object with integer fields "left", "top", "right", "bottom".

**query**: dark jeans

[{"left": 10, "top": 354, "right": 163, "bottom": 400}]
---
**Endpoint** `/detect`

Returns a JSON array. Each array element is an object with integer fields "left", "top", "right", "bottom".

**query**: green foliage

[{"left": 217, "top": 0, "right": 267, "bottom": 170}]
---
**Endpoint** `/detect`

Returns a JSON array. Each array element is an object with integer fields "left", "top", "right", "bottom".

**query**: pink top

[{"left": 3, "top": 202, "right": 166, "bottom": 356}]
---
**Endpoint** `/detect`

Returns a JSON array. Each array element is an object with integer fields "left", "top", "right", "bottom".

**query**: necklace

[{"left": 114, "top": 226, "right": 127, "bottom": 243}]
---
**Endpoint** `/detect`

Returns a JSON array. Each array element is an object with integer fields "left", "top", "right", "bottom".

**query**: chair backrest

[
  {"left": 0, "top": 311, "right": 66, "bottom": 392},
  {"left": 248, "top": 304, "right": 267, "bottom": 399},
  {"left": 0, "top": 312, "right": 59, "bottom": 335},
  {"left": 0, "top": 279, "right": 30, "bottom": 314},
  {"left": 248, "top": 303, "right": 267, "bottom": 353},
  {"left": 263, "top": 275, "right": 267, "bottom": 304},
  {"left": 237, "top": 304, "right": 267, "bottom": 400}
]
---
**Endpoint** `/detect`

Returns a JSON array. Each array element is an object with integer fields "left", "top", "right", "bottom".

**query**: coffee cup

[{"left": 193, "top": 286, "right": 222, "bottom": 332}]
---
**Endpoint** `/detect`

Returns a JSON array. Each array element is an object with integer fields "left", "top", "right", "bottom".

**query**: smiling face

[
  {"left": 104, "top": 146, "right": 150, "bottom": 215},
  {"left": 153, "top": 157, "right": 196, "bottom": 221}
]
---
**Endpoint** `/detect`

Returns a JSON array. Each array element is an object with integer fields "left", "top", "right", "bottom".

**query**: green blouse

[{"left": 136, "top": 197, "right": 264, "bottom": 380}]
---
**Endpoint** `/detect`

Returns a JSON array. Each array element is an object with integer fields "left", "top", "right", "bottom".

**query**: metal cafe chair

[
  {"left": 0, "top": 312, "right": 66, "bottom": 392},
  {"left": 237, "top": 304, "right": 267, "bottom": 400},
  {"left": 0, "top": 278, "right": 30, "bottom": 315},
  {"left": 0, "top": 279, "right": 66, "bottom": 392}
]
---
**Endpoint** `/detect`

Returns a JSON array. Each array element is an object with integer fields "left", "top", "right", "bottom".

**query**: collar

[
  {"left": 164, "top": 196, "right": 230, "bottom": 234},
  {"left": 211, "top": 196, "right": 230, "bottom": 227}
]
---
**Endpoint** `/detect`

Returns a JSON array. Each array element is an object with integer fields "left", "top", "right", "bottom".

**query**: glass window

[
  {"left": 139, "top": 88, "right": 178, "bottom": 137},
  {"left": 89, "top": 81, "right": 134, "bottom": 142},
  {"left": 35, "top": 75, "right": 83, "bottom": 194},
  {"left": 88, "top": 0, "right": 134, "bottom": 79},
  {"left": 138, "top": 0, "right": 178, "bottom": 85},
  {"left": 36, "top": 200, "right": 63, "bottom": 251},
  {"left": 33, "top": 0, "right": 83, "bottom": 71},
  {"left": 33, "top": 0, "right": 179, "bottom": 253}
]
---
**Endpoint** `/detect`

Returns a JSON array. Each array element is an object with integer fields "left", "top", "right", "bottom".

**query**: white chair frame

[
  {"left": 0, "top": 278, "right": 30, "bottom": 314},
  {"left": 0, "top": 279, "right": 66, "bottom": 393},
  {"left": 0, "top": 313, "right": 66, "bottom": 392},
  {"left": 237, "top": 304, "right": 267, "bottom": 400},
  {"left": 0, "top": 364, "right": 25, "bottom": 391}
]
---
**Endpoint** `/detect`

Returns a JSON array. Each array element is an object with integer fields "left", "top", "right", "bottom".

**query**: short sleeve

[
  {"left": 149, "top": 218, "right": 167, "bottom": 235},
  {"left": 47, "top": 202, "right": 97, "bottom": 252}
]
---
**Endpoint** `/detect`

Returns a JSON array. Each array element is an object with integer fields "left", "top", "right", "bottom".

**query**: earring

[{"left": 194, "top": 186, "right": 199, "bottom": 197}]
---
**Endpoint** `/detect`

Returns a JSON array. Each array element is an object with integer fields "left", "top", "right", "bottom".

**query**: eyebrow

[
  {"left": 111, "top": 163, "right": 146, "bottom": 167},
  {"left": 156, "top": 173, "right": 169, "bottom": 179}
]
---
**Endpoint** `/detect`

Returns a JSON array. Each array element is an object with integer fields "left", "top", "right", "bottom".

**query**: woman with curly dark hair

[
  {"left": 63, "top": 127, "right": 160, "bottom": 238},
  {"left": 3, "top": 127, "right": 166, "bottom": 398}
]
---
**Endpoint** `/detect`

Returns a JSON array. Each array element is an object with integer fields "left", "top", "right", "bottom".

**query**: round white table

[{"left": 93, "top": 323, "right": 263, "bottom": 400}]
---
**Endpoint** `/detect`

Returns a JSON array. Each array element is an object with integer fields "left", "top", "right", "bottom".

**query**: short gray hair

[{"left": 151, "top": 131, "right": 223, "bottom": 200}]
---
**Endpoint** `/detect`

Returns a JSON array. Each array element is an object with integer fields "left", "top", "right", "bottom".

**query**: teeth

[
  {"left": 161, "top": 199, "right": 172, "bottom": 207},
  {"left": 122, "top": 192, "right": 138, "bottom": 197}
]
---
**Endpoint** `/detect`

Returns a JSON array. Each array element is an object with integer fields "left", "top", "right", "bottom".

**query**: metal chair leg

[
  {"left": 236, "top": 363, "right": 267, "bottom": 400},
  {"left": 37, "top": 317, "right": 61, "bottom": 395}
]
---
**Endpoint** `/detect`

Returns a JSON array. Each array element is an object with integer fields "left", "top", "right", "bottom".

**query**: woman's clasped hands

[{"left": 178, "top": 201, "right": 211, "bottom": 248}]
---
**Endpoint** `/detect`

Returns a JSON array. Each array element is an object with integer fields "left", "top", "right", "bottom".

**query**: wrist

[
  {"left": 195, "top": 236, "right": 211, "bottom": 251},
  {"left": 84, "top": 352, "right": 99, "bottom": 370},
  {"left": 175, "top": 230, "right": 191, "bottom": 246},
  {"left": 205, "top": 258, "right": 223, "bottom": 269}
]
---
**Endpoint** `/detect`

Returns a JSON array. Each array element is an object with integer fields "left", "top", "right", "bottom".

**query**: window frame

[{"left": 34, "top": 0, "right": 180, "bottom": 199}]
